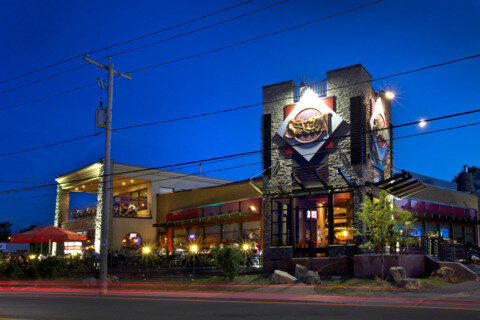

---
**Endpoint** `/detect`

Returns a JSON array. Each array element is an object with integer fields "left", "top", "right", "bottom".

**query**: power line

[
  {"left": 0, "top": 0, "right": 382, "bottom": 106},
  {"left": 0, "top": 161, "right": 261, "bottom": 201},
  {"left": 1, "top": 119, "right": 478, "bottom": 201},
  {"left": 0, "top": 0, "right": 254, "bottom": 85},
  {"left": 0, "top": 81, "right": 98, "bottom": 111},
  {"left": 128, "top": 0, "right": 385, "bottom": 73},
  {"left": 0, "top": 110, "right": 477, "bottom": 195},
  {"left": 0, "top": 0, "right": 287, "bottom": 96}
]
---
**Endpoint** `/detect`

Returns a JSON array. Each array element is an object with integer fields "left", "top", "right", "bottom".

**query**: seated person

[{"left": 127, "top": 203, "right": 137, "bottom": 216}]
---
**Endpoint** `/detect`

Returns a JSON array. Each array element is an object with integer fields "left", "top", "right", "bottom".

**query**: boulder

[
  {"left": 271, "top": 270, "right": 297, "bottom": 284},
  {"left": 399, "top": 278, "right": 422, "bottom": 290},
  {"left": 430, "top": 267, "right": 456, "bottom": 282},
  {"left": 304, "top": 270, "right": 321, "bottom": 285},
  {"left": 295, "top": 264, "right": 309, "bottom": 281},
  {"left": 82, "top": 277, "right": 97, "bottom": 285},
  {"left": 387, "top": 267, "right": 407, "bottom": 285},
  {"left": 108, "top": 275, "right": 119, "bottom": 282}
]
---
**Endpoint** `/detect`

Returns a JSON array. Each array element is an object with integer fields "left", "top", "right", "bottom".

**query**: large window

[
  {"left": 113, "top": 188, "right": 148, "bottom": 217},
  {"left": 271, "top": 198, "right": 292, "bottom": 246},
  {"left": 222, "top": 223, "right": 240, "bottom": 245},
  {"left": 241, "top": 220, "right": 261, "bottom": 245}
]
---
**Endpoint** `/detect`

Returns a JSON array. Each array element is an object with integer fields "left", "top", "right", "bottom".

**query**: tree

[
  {"left": 18, "top": 224, "right": 38, "bottom": 234},
  {"left": 0, "top": 222, "right": 12, "bottom": 241},
  {"left": 453, "top": 166, "right": 480, "bottom": 192},
  {"left": 354, "top": 191, "right": 416, "bottom": 279}
]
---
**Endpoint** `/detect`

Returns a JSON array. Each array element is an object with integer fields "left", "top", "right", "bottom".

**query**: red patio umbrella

[{"left": 11, "top": 225, "right": 87, "bottom": 243}]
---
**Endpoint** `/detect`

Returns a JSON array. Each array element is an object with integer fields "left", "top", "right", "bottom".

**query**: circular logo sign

[{"left": 285, "top": 108, "right": 329, "bottom": 144}]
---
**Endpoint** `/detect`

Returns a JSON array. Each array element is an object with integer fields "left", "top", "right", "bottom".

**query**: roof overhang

[{"left": 373, "top": 171, "right": 426, "bottom": 198}]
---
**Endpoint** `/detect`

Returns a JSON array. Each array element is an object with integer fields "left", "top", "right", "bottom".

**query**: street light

[
  {"left": 419, "top": 119, "right": 427, "bottom": 128},
  {"left": 384, "top": 85, "right": 395, "bottom": 100},
  {"left": 242, "top": 243, "right": 251, "bottom": 251},
  {"left": 142, "top": 246, "right": 151, "bottom": 254},
  {"left": 189, "top": 244, "right": 199, "bottom": 254}
]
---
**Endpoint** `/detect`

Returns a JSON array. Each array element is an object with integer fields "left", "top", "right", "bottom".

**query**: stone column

[
  {"left": 52, "top": 184, "right": 69, "bottom": 255},
  {"left": 262, "top": 80, "right": 295, "bottom": 262}
]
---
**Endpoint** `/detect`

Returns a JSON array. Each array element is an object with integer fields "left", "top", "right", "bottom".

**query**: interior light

[
  {"left": 29, "top": 254, "right": 37, "bottom": 260},
  {"left": 342, "top": 230, "right": 348, "bottom": 237},
  {"left": 130, "top": 179, "right": 134, "bottom": 183},
  {"left": 82, "top": 185, "right": 85, "bottom": 189},
  {"left": 75, "top": 188, "right": 79, "bottom": 191},
  {"left": 249, "top": 205, "right": 257, "bottom": 212},
  {"left": 122, "top": 182, "right": 126, "bottom": 185}
]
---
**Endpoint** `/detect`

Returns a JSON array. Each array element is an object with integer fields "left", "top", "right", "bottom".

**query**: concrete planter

[{"left": 353, "top": 254, "right": 425, "bottom": 279}]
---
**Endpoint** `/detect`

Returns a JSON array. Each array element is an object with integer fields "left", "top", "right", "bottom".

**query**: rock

[
  {"left": 430, "top": 267, "right": 456, "bottom": 282},
  {"left": 387, "top": 267, "right": 407, "bottom": 285},
  {"left": 399, "top": 278, "right": 422, "bottom": 290},
  {"left": 108, "top": 275, "right": 119, "bottom": 282},
  {"left": 304, "top": 270, "right": 321, "bottom": 285},
  {"left": 294, "top": 264, "right": 309, "bottom": 281},
  {"left": 271, "top": 270, "right": 298, "bottom": 284},
  {"left": 331, "top": 275, "right": 342, "bottom": 281},
  {"left": 82, "top": 277, "right": 97, "bottom": 285}
]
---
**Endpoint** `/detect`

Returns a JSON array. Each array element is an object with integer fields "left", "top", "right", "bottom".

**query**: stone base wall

[
  {"left": 353, "top": 254, "right": 425, "bottom": 279},
  {"left": 263, "top": 257, "right": 354, "bottom": 279}
]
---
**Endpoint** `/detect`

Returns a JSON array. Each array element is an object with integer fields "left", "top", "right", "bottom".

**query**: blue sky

[{"left": 1, "top": 0, "right": 479, "bottom": 231}]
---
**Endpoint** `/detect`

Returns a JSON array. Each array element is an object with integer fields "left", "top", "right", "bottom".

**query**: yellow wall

[{"left": 156, "top": 180, "right": 263, "bottom": 224}]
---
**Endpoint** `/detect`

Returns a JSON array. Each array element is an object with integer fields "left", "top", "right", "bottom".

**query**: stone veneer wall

[
  {"left": 262, "top": 80, "right": 295, "bottom": 261},
  {"left": 261, "top": 64, "right": 393, "bottom": 261}
]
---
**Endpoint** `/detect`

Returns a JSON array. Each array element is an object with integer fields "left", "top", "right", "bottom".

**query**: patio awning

[
  {"left": 10, "top": 225, "right": 87, "bottom": 243},
  {"left": 374, "top": 171, "right": 426, "bottom": 198}
]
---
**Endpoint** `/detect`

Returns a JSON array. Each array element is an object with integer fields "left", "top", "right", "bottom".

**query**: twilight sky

[{"left": 1, "top": 0, "right": 479, "bottom": 231}]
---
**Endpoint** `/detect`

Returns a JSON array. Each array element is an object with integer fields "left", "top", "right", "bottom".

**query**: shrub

[{"left": 213, "top": 247, "right": 246, "bottom": 279}]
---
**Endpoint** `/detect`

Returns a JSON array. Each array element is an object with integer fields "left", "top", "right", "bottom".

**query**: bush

[
  {"left": 213, "top": 247, "right": 246, "bottom": 279},
  {"left": 0, "top": 257, "right": 65, "bottom": 279}
]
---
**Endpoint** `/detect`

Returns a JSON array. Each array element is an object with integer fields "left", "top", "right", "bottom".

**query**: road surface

[{"left": 0, "top": 292, "right": 479, "bottom": 320}]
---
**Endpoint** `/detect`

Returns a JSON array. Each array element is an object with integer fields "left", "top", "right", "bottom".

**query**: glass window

[
  {"left": 172, "top": 228, "right": 188, "bottom": 251},
  {"left": 121, "top": 232, "right": 142, "bottom": 249},
  {"left": 113, "top": 188, "right": 148, "bottom": 216},
  {"left": 241, "top": 220, "right": 261, "bottom": 245},
  {"left": 205, "top": 226, "right": 220, "bottom": 249},
  {"left": 271, "top": 198, "right": 292, "bottom": 246},
  {"left": 465, "top": 226, "right": 475, "bottom": 245},
  {"left": 453, "top": 225, "right": 464, "bottom": 244},
  {"left": 222, "top": 223, "right": 240, "bottom": 245},
  {"left": 333, "top": 193, "right": 353, "bottom": 244}
]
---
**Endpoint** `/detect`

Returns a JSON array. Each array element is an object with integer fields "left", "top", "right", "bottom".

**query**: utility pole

[{"left": 84, "top": 55, "right": 131, "bottom": 295}]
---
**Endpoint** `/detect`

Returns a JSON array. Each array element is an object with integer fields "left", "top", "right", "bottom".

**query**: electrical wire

[
  {"left": 0, "top": 0, "right": 380, "bottom": 101},
  {"left": 0, "top": 0, "right": 287, "bottom": 95},
  {"left": 128, "top": 0, "right": 385, "bottom": 74},
  {"left": 0, "top": 0, "right": 254, "bottom": 85},
  {"left": 0, "top": 113, "right": 477, "bottom": 195},
  {"left": 2, "top": 119, "right": 478, "bottom": 202}
]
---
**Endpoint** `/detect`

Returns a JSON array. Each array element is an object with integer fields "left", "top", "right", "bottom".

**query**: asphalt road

[{"left": 0, "top": 293, "right": 479, "bottom": 320}]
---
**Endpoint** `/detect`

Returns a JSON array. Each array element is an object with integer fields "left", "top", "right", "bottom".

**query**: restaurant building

[{"left": 53, "top": 64, "right": 479, "bottom": 268}]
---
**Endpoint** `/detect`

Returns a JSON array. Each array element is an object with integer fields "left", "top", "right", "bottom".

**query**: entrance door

[{"left": 294, "top": 197, "right": 329, "bottom": 257}]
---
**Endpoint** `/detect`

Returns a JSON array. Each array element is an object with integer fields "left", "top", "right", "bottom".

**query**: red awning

[{"left": 10, "top": 225, "right": 87, "bottom": 243}]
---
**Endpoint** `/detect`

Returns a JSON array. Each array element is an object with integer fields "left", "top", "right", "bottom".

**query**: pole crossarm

[{"left": 84, "top": 55, "right": 132, "bottom": 80}]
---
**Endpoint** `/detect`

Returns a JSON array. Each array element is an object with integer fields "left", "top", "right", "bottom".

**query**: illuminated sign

[
  {"left": 370, "top": 97, "right": 390, "bottom": 164},
  {"left": 277, "top": 89, "right": 343, "bottom": 161}
]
